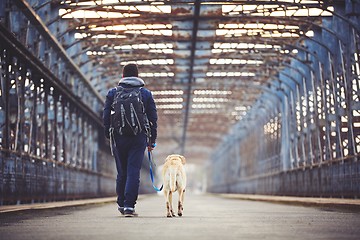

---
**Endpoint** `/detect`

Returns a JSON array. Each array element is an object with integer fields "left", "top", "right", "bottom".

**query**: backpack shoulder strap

[{"left": 115, "top": 86, "right": 124, "bottom": 91}]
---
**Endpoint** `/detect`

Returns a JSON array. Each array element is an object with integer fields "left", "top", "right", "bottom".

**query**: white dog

[{"left": 162, "top": 154, "right": 186, "bottom": 217}]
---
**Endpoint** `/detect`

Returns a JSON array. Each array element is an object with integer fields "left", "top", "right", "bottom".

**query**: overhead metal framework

[
  {"left": 0, "top": 0, "right": 359, "bottom": 202},
  {"left": 33, "top": 0, "right": 356, "bottom": 164}
]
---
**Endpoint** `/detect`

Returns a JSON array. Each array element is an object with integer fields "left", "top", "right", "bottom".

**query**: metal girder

[
  {"left": 207, "top": 0, "right": 360, "bottom": 197},
  {"left": 180, "top": 0, "right": 201, "bottom": 154},
  {"left": 0, "top": 24, "right": 101, "bottom": 124},
  {"left": 13, "top": 0, "right": 104, "bottom": 104},
  {"left": 0, "top": 17, "right": 117, "bottom": 204}
]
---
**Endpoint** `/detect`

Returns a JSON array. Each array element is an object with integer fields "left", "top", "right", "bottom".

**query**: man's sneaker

[
  {"left": 124, "top": 208, "right": 138, "bottom": 217},
  {"left": 117, "top": 206, "right": 125, "bottom": 215}
]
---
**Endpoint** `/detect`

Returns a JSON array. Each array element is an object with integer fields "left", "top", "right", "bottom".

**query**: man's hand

[{"left": 148, "top": 143, "right": 156, "bottom": 152}]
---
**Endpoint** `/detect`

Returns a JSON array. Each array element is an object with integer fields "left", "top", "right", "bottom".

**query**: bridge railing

[{"left": 0, "top": 22, "right": 118, "bottom": 204}]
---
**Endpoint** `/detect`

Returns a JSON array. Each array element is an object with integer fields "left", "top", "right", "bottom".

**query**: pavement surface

[{"left": 1, "top": 193, "right": 360, "bottom": 240}]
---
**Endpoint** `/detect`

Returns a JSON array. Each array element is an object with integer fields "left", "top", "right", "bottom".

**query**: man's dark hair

[{"left": 122, "top": 63, "right": 139, "bottom": 77}]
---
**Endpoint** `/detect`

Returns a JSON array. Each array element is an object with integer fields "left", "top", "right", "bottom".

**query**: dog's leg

[
  {"left": 169, "top": 191, "right": 175, "bottom": 217},
  {"left": 164, "top": 189, "right": 172, "bottom": 217},
  {"left": 178, "top": 188, "right": 185, "bottom": 216}
]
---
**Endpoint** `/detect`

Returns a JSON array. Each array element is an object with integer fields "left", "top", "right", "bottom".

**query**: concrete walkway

[{"left": 1, "top": 193, "right": 360, "bottom": 240}]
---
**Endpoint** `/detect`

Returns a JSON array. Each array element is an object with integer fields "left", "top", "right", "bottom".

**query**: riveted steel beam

[
  {"left": 13, "top": 0, "right": 104, "bottom": 103},
  {"left": 180, "top": 0, "right": 201, "bottom": 155}
]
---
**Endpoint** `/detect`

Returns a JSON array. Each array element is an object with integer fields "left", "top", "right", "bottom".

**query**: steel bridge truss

[
  {"left": 0, "top": 0, "right": 152, "bottom": 204},
  {"left": 208, "top": 1, "right": 360, "bottom": 197},
  {"left": 0, "top": 0, "right": 359, "bottom": 202}
]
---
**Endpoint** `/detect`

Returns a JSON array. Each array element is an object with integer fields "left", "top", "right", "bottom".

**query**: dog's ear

[
  {"left": 165, "top": 155, "right": 172, "bottom": 162},
  {"left": 179, "top": 155, "right": 186, "bottom": 165}
]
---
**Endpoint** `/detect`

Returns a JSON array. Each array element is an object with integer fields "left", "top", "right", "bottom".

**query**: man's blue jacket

[{"left": 102, "top": 77, "right": 158, "bottom": 143}]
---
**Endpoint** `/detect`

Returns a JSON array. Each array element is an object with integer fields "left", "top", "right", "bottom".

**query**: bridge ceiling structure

[{"left": 46, "top": 0, "right": 348, "bottom": 164}]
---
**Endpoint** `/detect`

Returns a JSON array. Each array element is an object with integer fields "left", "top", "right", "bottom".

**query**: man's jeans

[{"left": 113, "top": 132, "right": 147, "bottom": 208}]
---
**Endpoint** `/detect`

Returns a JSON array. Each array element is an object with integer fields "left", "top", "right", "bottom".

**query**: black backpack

[{"left": 110, "top": 86, "right": 149, "bottom": 136}]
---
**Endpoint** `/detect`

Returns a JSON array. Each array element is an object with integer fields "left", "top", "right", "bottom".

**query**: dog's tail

[{"left": 169, "top": 168, "right": 177, "bottom": 192}]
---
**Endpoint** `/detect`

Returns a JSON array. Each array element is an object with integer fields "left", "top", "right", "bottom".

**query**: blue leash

[{"left": 147, "top": 151, "right": 163, "bottom": 192}]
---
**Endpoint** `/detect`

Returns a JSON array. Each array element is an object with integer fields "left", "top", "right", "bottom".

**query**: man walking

[{"left": 103, "top": 63, "right": 157, "bottom": 217}]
